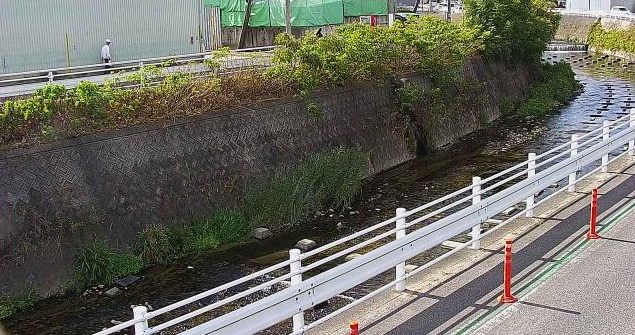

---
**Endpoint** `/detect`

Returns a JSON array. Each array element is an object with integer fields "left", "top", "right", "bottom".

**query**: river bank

[{"left": 3, "top": 49, "right": 631, "bottom": 334}]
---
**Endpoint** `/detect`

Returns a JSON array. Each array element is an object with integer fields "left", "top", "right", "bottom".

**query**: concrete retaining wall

[
  {"left": 555, "top": 15, "right": 597, "bottom": 43},
  {"left": 0, "top": 59, "right": 535, "bottom": 296}
]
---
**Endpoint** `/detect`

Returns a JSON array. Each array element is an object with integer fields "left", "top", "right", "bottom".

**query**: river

[{"left": 3, "top": 50, "right": 634, "bottom": 334}]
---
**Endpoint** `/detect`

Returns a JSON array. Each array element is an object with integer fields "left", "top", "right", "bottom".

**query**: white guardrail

[
  {"left": 95, "top": 109, "right": 635, "bottom": 335},
  {"left": 556, "top": 9, "right": 635, "bottom": 22},
  {"left": 0, "top": 46, "right": 275, "bottom": 88}
]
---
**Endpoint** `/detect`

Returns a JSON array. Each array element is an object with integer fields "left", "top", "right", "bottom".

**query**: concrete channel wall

[
  {"left": 555, "top": 15, "right": 598, "bottom": 43},
  {"left": 0, "top": 59, "right": 535, "bottom": 296}
]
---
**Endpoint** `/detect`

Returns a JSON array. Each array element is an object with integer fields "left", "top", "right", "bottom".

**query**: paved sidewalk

[{"left": 471, "top": 200, "right": 635, "bottom": 335}]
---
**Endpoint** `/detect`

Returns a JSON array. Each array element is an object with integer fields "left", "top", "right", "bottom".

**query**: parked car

[{"left": 610, "top": 6, "right": 634, "bottom": 16}]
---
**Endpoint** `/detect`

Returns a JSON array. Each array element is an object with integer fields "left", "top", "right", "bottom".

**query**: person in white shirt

[{"left": 101, "top": 39, "right": 112, "bottom": 71}]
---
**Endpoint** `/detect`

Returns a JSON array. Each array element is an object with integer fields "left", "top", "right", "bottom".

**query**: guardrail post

[
  {"left": 132, "top": 305, "right": 149, "bottom": 335},
  {"left": 395, "top": 208, "right": 407, "bottom": 292},
  {"left": 289, "top": 248, "right": 304, "bottom": 332},
  {"left": 526, "top": 153, "right": 536, "bottom": 217},
  {"left": 568, "top": 134, "right": 578, "bottom": 193},
  {"left": 471, "top": 177, "right": 481, "bottom": 250},
  {"left": 629, "top": 109, "right": 635, "bottom": 156},
  {"left": 47, "top": 71, "right": 54, "bottom": 83},
  {"left": 602, "top": 120, "right": 610, "bottom": 173}
]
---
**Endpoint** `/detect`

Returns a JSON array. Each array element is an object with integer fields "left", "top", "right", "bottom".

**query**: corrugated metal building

[
  {"left": 567, "top": 0, "right": 635, "bottom": 11},
  {"left": 0, "top": 0, "right": 206, "bottom": 73},
  {"left": 1, "top": 0, "right": 390, "bottom": 74}
]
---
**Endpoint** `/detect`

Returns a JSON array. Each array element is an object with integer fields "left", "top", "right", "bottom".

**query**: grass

[
  {"left": 74, "top": 240, "right": 144, "bottom": 290},
  {"left": 517, "top": 62, "right": 580, "bottom": 116},
  {"left": 135, "top": 211, "right": 250, "bottom": 265},
  {"left": 244, "top": 148, "right": 367, "bottom": 230},
  {"left": 75, "top": 149, "right": 367, "bottom": 288},
  {"left": 0, "top": 291, "right": 36, "bottom": 320}
]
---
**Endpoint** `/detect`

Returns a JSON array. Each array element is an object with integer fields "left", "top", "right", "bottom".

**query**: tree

[{"left": 463, "top": 0, "right": 560, "bottom": 62}]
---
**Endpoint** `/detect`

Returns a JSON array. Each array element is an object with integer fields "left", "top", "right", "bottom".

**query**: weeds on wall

[
  {"left": 517, "top": 62, "right": 579, "bottom": 116},
  {"left": 396, "top": 84, "right": 423, "bottom": 115},
  {"left": 0, "top": 55, "right": 290, "bottom": 149},
  {"left": 588, "top": 21, "right": 635, "bottom": 55}
]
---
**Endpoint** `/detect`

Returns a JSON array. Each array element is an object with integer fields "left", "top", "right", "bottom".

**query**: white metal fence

[
  {"left": 94, "top": 110, "right": 635, "bottom": 335},
  {"left": 0, "top": 46, "right": 275, "bottom": 92},
  {"left": 556, "top": 9, "right": 635, "bottom": 22}
]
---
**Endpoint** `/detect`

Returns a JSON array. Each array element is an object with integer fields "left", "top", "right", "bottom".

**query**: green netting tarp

[
  {"left": 343, "top": 0, "right": 387, "bottom": 16},
  {"left": 291, "top": 0, "right": 344, "bottom": 26},
  {"left": 205, "top": 0, "right": 385, "bottom": 27},
  {"left": 249, "top": 0, "right": 272, "bottom": 27}
]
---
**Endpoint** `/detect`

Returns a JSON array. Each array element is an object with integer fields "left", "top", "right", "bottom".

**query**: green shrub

[
  {"left": 204, "top": 47, "right": 232, "bottom": 70},
  {"left": 0, "top": 291, "right": 36, "bottom": 320},
  {"left": 74, "top": 240, "right": 143, "bottom": 289},
  {"left": 518, "top": 62, "right": 579, "bottom": 116},
  {"left": 268, "top": 16, "right": 485, "bottom": 91},
  {"left": 244, "top": 149, "right": 367, "bottom": 229}
]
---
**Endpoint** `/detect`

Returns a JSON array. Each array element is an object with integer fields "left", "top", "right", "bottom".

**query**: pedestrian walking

[{"left": 101, "top": 39, "right": 112, "bottom": 73}]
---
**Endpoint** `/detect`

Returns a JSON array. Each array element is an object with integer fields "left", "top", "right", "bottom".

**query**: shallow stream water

[{"left": 3, "top": 50, "right": 635, "bottom": 334}]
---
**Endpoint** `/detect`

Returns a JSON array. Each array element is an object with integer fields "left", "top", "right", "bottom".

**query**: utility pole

[
  {"left": 388, "top": 0, "right": 396, "bottom": 26},
  {"left": 447, "top": 0, "right": 452, "bottom": 22},
  {"left": 238, "top": 0, "right": 254, "bottom": 49},
  {"left": 285, "top": 0, "right": 292, "bottom": 35}
]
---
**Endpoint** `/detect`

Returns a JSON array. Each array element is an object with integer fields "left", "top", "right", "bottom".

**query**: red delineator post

[
  {"left": 498, "top": 238, "right": 518, "bottom": 304},
  {"left": 587, "top": 188, "right": 600, "bottom": 240},
  {"left": 350, "top": 321, "right": 359, "bottom": 335}
]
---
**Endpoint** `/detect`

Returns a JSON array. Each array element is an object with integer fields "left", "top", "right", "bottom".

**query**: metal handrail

[
  {"left": 556, "top": 9, "right": 635, "bottom": 22},
  {"left": 0, "top": 46, "right": 275, "bottom": 80},
  {"left": 94, "top": 109, "right": 635, "bottom": 335}
]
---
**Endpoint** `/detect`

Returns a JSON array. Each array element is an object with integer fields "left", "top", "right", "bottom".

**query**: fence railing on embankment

[
  {"left": 556, "top": 9, "right": 635, "bottom": 22},
  {"left": 93, "top": 109, "right": 635, "bottom": 335},
  {"left": 0, "top": 46, "right": 275, "bottom": 93}
]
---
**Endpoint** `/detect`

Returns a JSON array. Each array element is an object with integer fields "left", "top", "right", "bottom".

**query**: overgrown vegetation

[
  {"left": 0, "top": 291, "right": 36, "bottom": 320},
  {"left": 269, "top": 16, "right": 486, "bottom": 91},
  {"left": 244, "top": 148, "right": 367, "bottom": 229},
  {"left": 517, "top": 62, "right": 580, "bottom": 116},
  {"left": 74, "top": 240, "right": 144, "bottom": 290},
  {"left": 0, "top": 51, "right": 290, "bottom": 148},
  {"left": 588, "top": 21, "right": 635, "bottom": 55},
  {"left": 73, "top": 149, "right": 367, "bottom": 284}
]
